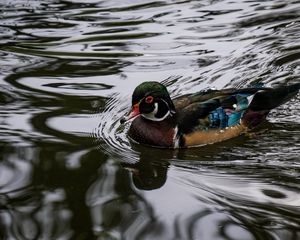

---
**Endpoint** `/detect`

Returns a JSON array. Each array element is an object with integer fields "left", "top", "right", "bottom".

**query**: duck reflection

[
  {"left": 122, "top": 155, "right": 169, "bottom": 191},
  {"left": 85, "top": 153, "right": 169, "bottom": 239}
]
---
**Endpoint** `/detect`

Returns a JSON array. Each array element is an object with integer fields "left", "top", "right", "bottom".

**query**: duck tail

[
  {"left": 248, "top": 83, "right": 300, "bottom": 111},
  {"left": 242, "top": 83, "right": 300, "bottom": 128}
]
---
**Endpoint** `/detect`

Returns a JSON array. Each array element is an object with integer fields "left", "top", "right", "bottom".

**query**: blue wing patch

[
  {"left": 209, "top": 107, "right": 228, "bottom": 128},
  {"left": 209, "top": 94, "right": 252, "bottom": 128}
]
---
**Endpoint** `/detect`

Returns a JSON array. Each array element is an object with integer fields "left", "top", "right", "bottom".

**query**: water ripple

[{"left": 94, "top": 94, "right": 140, "bottom": 163}]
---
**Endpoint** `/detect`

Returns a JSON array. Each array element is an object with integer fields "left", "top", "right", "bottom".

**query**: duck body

[{"left": 121, "top": 82, "right": 300, "bottom": 148}]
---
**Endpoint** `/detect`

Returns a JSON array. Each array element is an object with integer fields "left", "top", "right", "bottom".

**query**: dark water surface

[{"left": 0, "top": 0, "right": 300, "bottom": 239}]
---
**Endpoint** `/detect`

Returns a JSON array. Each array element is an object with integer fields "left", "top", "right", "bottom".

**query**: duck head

[{"left": 121, "top": 81, "right": 176, "bottom": 123}]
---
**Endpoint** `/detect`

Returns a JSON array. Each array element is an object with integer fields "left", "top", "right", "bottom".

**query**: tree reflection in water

[
  {"left": 0, "top": 143, "right": 169, "bottom": 239},
  {"left": 0, "top": 144, "right": 105, "bottom": 239},
  {"left": 1, "top": 142, "right": 300, "bottom": 239}
]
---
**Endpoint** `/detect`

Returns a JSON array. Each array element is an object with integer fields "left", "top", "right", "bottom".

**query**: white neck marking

[{"left": 141, "top": 102, "right": 170, "bottom": 121}]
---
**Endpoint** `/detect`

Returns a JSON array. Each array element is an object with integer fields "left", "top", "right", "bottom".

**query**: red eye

[{"left": 145, "top": 96, "right": 154, "bottom": 104}]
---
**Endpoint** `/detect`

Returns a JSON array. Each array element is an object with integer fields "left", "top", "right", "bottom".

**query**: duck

[{"left": 120, "top": 81, "right": 300, "bottom": 148}]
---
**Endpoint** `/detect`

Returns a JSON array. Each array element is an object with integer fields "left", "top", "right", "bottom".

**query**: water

[{"left": 0, "top": 0, "right": 299, "bottom": 239}]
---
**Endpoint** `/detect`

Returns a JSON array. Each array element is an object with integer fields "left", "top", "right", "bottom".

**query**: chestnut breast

[{"left": 128, "top": 116, "right": 176, "bottom": 148}]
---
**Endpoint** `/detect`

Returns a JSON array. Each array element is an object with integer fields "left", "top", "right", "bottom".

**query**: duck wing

[
  {"left": 174, "top": 88, "right": 260, "bottom": 134},
  {"left": 174, "top": 83, "right": 300, "bottom": 134},
  {"left": 173, "top": 87, "right": 269, "bottom": 110}
]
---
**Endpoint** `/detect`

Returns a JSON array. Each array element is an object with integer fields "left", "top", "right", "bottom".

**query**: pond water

[{"left": 0, "top": 0, "right": 300, "bottom": 239}]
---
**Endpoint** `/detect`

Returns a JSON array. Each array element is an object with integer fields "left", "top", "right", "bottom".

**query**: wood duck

[{"left": 121, "top": 81, "right": 300, "bottom": 148}]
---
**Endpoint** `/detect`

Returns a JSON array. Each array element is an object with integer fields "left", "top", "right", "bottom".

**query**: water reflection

[
  {"left": 0, "top": 144, "right": 107, "bottom": 239},
  {"left": 1, "top": 143, "right": 299, "bottom": 239},
  {"left": 123, "top": 148, "right": 171, "bottom": 190},
  {"left": 86, "top": 160, "right": 159, "bottom": 240}
]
